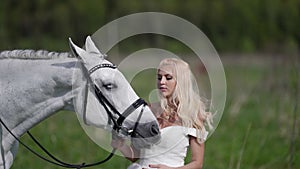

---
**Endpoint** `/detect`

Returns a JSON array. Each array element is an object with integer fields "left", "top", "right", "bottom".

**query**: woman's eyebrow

[{"left": 157, "top": 72, "right": 173, "bottom": 76}]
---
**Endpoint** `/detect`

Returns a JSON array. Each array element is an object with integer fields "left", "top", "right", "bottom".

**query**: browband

[{"left": 89, "top": 63, "right": 117, "bottom": 74}]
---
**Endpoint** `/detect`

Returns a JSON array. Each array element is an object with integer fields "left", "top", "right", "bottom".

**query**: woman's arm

[
  {"left": 149, "top": 136, "right": 205, "bottom": 169},
  {"left": 183, "top": 136, "right": 205, "bottom": 169}
]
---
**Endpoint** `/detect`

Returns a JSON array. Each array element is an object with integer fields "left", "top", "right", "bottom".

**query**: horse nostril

[{"left": 150, "top": 123, "right": 159, "bottom": 135}]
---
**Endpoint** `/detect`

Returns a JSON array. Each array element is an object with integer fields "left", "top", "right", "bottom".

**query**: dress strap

[{"left": 186, "top": 128, "right": 208, "bottom": 141}]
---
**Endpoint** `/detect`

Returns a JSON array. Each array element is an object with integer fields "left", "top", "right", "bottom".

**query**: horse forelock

[{"left": 0, "top": 49, "right": 74, "bottom": 60}]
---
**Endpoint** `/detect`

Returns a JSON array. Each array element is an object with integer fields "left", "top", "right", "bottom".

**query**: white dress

[{"left": 128, "top": 126, "right": 208, "bottom": 169}]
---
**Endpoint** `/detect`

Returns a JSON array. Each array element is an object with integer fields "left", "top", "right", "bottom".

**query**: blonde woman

[{"left": 111, "top": 58, "right": 213, "bottom": 169}]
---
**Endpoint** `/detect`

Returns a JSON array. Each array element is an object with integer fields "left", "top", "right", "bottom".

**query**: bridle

[
  {"left": 0, "top": 63, "right": 147, "bottom": 169},
  {"left": 88, "top": 63, "right": 147, "bottom": 138}
]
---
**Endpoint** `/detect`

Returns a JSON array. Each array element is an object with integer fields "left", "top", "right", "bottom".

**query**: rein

[
  {"left": 0, "top": 118, "right": 115, "bottom": 169},
  {"left": 0, "top": 63, "right": 146, "bottom": 168}
]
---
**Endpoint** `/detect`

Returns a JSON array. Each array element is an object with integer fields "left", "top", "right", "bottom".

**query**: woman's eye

[
  {"left": 157, "top": 75, "right": 173, "bottom": 81},
  {"left": 166, "top": 76, "right": 173, "bottom": 80}
]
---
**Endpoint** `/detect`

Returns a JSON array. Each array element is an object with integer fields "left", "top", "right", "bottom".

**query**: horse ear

[
  {"left": 85, "top": 36, "right": 100, "bottom": 54},
  {"left": 85, "top": 36, "right": 107, "bottom": 58},
  {"left": 69, "top": 37, "right": 85, "bottom": 58},
  {"left": 69, "top": 37, "right": 103, "bottom": 70}
]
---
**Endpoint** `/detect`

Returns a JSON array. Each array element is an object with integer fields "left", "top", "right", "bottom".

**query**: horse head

[{"left": 69, "top": 36, "right": 161, "bottom": 149}]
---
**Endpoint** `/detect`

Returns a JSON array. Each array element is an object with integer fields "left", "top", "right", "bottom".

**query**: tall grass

[
  {"left": 11, "top": 55, "right": 299, "bottom": 169},
  {"left": 203, "top": 55, "right": 299, "bottom": 169},
  {"left": 12, "top": 112, "right": 131, "bottom": 169}
]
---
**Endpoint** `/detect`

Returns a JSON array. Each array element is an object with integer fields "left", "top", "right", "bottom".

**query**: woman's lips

[{"left": 159, "top": 87, "right": 167, "bottom": 92}]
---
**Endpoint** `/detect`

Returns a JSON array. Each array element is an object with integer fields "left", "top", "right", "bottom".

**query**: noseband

[{"left": 89, "top": 63, "right": 147, "bottom": 138}]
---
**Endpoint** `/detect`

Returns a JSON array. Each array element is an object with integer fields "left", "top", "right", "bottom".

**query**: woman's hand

[
  {"left": 111, "top": 135, "right": 125, "bottom": 150},
  {"left": 149, "top": 164, "right": 174, "bottom": 169},
  {"left": 111, "top": 135, "right": 139, "bottom": 162}
]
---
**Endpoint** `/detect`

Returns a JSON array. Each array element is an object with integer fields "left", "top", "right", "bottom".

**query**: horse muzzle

[{"left": 130, "top": 121, "right": 161, "bottom": 149}]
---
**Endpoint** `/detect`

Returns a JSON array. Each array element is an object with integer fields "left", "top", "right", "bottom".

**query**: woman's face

[{"left": 157, "top": 65, "right": 177, "bottom": 98}]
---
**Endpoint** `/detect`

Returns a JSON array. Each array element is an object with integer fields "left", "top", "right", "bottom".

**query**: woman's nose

[{"left": 160, "top": 76, "right": 166, "bottom": 84}]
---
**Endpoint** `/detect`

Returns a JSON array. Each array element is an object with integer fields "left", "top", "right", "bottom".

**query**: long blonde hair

[{"left": 158, "top": 58, "right": 213, "bottom": 143}]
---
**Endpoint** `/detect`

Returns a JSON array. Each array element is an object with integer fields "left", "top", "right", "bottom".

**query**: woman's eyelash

[
  {"left": 157, "top": 75, "right": 173, "bottom": 80},
  {"left": 166, "top": 76, "right": 173, "bottom": 80}
]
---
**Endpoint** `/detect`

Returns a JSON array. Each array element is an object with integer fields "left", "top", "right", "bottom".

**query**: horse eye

[{"left": 102, "top": 83, "right": 117, "bottom": 90}]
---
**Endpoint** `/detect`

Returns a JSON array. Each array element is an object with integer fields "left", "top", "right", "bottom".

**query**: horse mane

[{"left": 0, "top": 49, "right": 74, "bottom": 60}]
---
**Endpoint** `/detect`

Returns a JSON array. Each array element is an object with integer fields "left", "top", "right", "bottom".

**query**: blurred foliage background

[
  {"left": 0, "top": 0, "right": 299, "bottom": 54},
  {"left": 0, "top": 0, "right": 299, "bottom": 169}
]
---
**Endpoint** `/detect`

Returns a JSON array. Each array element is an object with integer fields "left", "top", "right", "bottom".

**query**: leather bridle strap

[
  {"left": 93, "top": 84, "right": 147, "bottom": 134},
  {"left": 116, "top": 98, "right": 147, "bottom": 127},
  {"left": 90, "top": 63, "right": 147, "bottom": 136},
  {"left": 88, "top": 63, "right": 117, "bottom": 74},
  {"left": 93, "top": 84, "right": 121, "bottom": 128}
]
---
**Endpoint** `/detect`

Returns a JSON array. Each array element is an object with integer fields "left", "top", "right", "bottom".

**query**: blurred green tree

[{"left": 0, "top": 0, "right": 298, "bottom": 54}]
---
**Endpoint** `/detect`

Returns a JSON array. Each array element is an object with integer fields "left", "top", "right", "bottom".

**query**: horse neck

[{"left": 0, "top": 58, "right": 82, "bottom": 141}]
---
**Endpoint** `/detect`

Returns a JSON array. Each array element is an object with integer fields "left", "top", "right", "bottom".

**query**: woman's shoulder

[{"left": 185, "top": 127, "right": 209, "bottom": 141}]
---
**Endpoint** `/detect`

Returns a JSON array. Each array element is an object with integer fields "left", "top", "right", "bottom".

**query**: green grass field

[{"left": 11, "top": 55, "right": 299, "bottom": 169}]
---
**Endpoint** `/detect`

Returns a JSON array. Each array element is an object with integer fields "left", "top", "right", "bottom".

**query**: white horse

[{"left": 0, "top": 36, "right": 160, "bottom": 169}]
